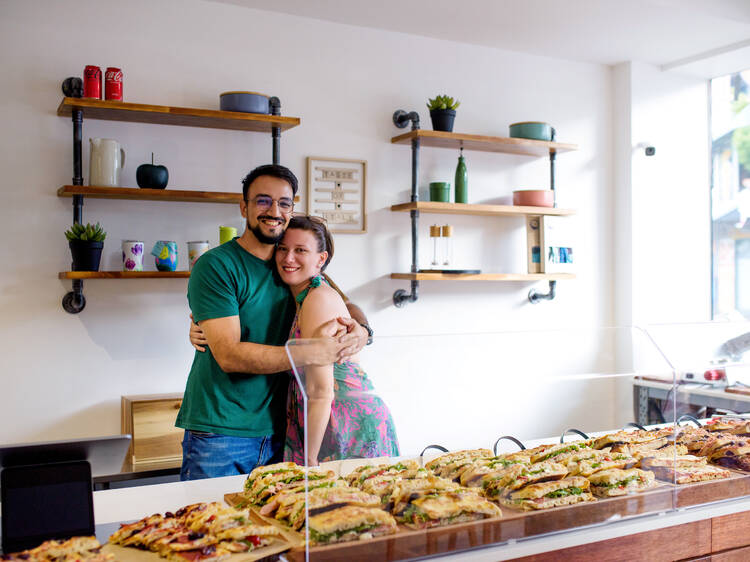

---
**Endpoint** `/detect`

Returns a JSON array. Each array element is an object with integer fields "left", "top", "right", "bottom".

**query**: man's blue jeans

[{"left": 180, "top": 430, "right": 284, "bottom": 480}]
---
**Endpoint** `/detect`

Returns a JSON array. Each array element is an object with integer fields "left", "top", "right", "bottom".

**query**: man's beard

[{"left": 249, "top": 216, "right": 285, "bottom": 245}]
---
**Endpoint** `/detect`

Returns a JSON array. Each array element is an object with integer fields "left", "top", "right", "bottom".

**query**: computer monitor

[{"left": 0, "top": 435, "right": 131, "bottom": 554}]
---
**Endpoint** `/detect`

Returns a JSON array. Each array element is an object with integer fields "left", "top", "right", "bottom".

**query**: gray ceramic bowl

[
  {"left": 509, "top": 121, "right": 555, "bottom": 141},
  {"left": 219, "top": 91, "right": 270, "bottom": 114}
]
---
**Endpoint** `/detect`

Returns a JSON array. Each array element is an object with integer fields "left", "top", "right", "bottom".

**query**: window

[{"left": 711, "top": 70, "right": 750, "bottom": 320}]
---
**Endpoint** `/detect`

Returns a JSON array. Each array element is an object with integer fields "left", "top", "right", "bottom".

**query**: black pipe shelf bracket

[
  {"left": 62, "top": 102, "right": 86, "bottom": 314},
  {"left": 392, "top": 110, "right": 421, "bottom": 308}
]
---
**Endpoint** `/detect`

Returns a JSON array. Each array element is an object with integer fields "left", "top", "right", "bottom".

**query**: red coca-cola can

[
  {"left": 83, "top": 65, "right": 102, "bottom": 99},
  {"left": 105, "top": 67, "right": 123, "bottom": 101}
]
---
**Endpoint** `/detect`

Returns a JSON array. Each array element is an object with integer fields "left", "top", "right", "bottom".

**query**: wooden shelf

[
  {"left": 391, "top": 201, "right": 575, "bottom": 217},
  {"left": 391, "top": 130, "right": 577, "bottom": 156},
  {"left": 58, "top": 185, "right": 241, "bottom": 204},
  {"left": 390, "top": 272, "right": 575, "bottom": 281},
  {"left": 59, "top": 271, "right": 190, "bottom": 279},
  {"left": 57, "top": 97, "right": 300, "bottom": 132}
]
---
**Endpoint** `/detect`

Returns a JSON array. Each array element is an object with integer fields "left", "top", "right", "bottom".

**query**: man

[{"left": 176, "top": 164, "right": 369, "bottom": 480}]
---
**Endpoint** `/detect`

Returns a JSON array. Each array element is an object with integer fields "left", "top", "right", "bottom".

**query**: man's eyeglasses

[{"left": 247, "top": 195, "right": 294, "bottom": 212}]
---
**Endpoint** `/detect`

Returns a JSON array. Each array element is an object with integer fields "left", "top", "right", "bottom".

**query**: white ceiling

[{"left": 212, "top": 0, "right": 750, "bottom": 72}]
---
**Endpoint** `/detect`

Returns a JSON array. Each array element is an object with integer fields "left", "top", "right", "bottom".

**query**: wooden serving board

[
  {"left": 224, "top": 493, "right": 305, "bottom": 549},
  {"left": 101, "top": 509, "right": 295, "bottom": 561}
]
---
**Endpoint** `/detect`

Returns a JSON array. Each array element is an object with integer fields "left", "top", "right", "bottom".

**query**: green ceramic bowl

[{"left": 509, "top": 122, "right": 555, "bottom": 141}]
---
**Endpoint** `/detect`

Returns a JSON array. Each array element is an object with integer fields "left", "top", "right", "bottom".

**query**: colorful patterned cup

[
  {"left": 187, "top": 241, "right": 210, "bottom": 270},
  {"left": 151, "top": 240, "right": 178, "bottom": 271},
  {"left": 219, "top": 226, "right": 238, "bottom": 244},
  {"left": 122, "top": 240, "right": 144, "bottom": 271}
]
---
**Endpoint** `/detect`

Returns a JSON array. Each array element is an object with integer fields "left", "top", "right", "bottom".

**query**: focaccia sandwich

[
  {"left": 588, "top": 468, "right": 657, "bottom": 497},
  {"left": 502, "top": 476, "right": 595, "bottom": 511}
]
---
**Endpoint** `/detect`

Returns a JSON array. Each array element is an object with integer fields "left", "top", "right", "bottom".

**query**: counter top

[{"left": 91, "top": 473, "right": 750, "bottom": 560}]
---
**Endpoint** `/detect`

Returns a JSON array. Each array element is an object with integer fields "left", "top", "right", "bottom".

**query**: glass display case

[{"left": 227, "top": 323, "right": 750, "bottom": 561}]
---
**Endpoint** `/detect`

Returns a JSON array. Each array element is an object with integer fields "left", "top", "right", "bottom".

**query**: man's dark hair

[{"left": 241, "top": 164, "right": 298, "bottom": 200}]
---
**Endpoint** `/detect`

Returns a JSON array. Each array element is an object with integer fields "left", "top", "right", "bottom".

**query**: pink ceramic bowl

[{"left": 513, "top": 189, "right": 554, "bottom": 207}]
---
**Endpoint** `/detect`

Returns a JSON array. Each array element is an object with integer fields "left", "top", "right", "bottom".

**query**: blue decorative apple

[{"left": 136, "top": 153, "right": 168, "bottom": 189}]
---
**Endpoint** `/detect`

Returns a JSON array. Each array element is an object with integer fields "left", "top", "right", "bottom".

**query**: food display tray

[
  {"left": 226, "top": 473, "right": 750, "bottom": 562},
  {"left": 101, "top": 508, "right": 296, "bottom": 562}
]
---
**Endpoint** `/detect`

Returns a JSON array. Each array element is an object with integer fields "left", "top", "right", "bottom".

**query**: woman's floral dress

[{"left": 284, "top": 275, "right": 400, "bottom": 464}]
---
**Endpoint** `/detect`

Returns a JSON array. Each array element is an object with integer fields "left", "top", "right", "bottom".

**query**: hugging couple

[{"left": 177, "top": 164, "right": 399, "bottom": 480}]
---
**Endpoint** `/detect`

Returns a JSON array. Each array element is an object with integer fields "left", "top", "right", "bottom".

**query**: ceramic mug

[
  {"left": 122, "top": 240, "right": 144, "bottom": 271},
  {"left": 151, "top": 241, "right": 178, "bottom": 271},
  {"left": 219, "top": 226, "right": 237, "bottom": 244},
  {"left": 89, "top": 138, "right": 125, "bottom": 187},
  {"left": 429, "top": 182, "right": 450, "bottom": 202},
  {"left": 187, "top": 241, "right": 210, "bottom": 270}
]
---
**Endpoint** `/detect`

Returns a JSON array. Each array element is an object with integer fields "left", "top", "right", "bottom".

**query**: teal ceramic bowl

[
  {"left": 509, "top": 122, "right": 555, "bottom": 141},
  {"left": 429, "top": 182, "right": 450, "bottom": 202}
]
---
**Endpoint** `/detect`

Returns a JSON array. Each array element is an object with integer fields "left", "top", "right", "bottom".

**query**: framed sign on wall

[{"left": 306, "top": 157, "right": 367, "bottom": 233}]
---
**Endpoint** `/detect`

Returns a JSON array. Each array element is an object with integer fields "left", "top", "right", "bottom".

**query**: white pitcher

[{"left": 89, "top": 138, "right": 125, "bottom": 187}]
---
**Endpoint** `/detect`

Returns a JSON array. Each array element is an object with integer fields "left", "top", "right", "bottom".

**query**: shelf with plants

[
  {"left": 389, "top": 106, "right": 577, "bottom": 307},
  {"left": 390, "top": 129, "right": 577, "bottom": 156},
  {"left": 57, "top": 93, "right": 300, "bottom": 313}
]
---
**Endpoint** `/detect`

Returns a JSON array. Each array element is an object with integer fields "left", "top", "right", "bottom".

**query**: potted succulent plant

[
  {"left": 427, "top": 95, "right": 461, "bottom": 132},
  {"left": 65, "top": 222, "right": 107, "bottom": 271}
]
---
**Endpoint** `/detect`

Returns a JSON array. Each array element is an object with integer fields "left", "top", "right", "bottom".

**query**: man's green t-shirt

[{"left": 176, "top": 239, "right": 295, "bottom": 438}]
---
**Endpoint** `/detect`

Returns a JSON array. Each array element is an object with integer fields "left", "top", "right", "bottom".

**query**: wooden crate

[{"left": 121, "top": 393, "right": 184, "bottom": 469}]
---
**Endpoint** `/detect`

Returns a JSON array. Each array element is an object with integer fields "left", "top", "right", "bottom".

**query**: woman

[{"left": 191, "top": 216, "right": 399, "bottom": 466}]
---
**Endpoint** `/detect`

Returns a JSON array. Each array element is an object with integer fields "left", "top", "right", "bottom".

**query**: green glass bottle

[{"left": 455, "top": 148, "right": 468, "bottom": 203}]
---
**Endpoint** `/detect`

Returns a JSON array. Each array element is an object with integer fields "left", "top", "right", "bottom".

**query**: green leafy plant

[
  {"left": 427, "top": 94, "right": 460, "bottom": 111},
  {"left": 64, "top": 222, "right": 107, "bottom": 242}
]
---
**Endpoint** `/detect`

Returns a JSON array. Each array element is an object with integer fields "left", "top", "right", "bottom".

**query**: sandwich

[
  {"left": 530, "top": 441, "right": 593, "bottom": 464},
  {"left": 424, "top": 449, "right": 493, "bottom": 473},
  {"left": 244, "top": 467, "right": 336, "bottom": 506},
  {"left": 307, "top": 505, "right": 397, "bottom": 545},
  {"left": 360, "top": 468, "right": 433, "bottom": 510},
  {"left": 388, "top": 476, "right": 464, "bottom": 515},
  {"left": 278, "top": 486, "right": 382, "bottom": 530},
  {"left": 345, "top": 460, "right": 419, "bottom": 487},
  {"left": 611, "top": 437, "right": 669, "bottom": 454},
  {"left": 641, "top": 455, "right": 731, "bottom": 484},
  {"left": 629, "top": 444, "right": 688, "bottom": 462},
  {"left": 481, "top": 462, "right": 567, "bottom": 500},
  {"left": 593, "top": 430, "right": 660, "bottom": 451},
  {"left": 588, "top": 468, "right": 657, "bottom": 497},
  {"left": 566, "top": 453, "right": 636, "bottom": 477},
  {"left": 258, "top": 478, "right": 348, "bottom": 516},
  {"left": 459, "top": 456, "right": 530, "bottom": 487},
  {"left": 502, "top": 476, "right": 595, "bottom": 511},
  {"left": 397, "top": 489, "right": 502, "bottom": 529}
]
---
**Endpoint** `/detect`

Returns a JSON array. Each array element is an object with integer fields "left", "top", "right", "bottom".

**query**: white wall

[
  {"left": 613, "top": 61, "right": 711, "bottom": 327},
  {"left": 1, "top": 0, "right": 614, "bottom": 447}
]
